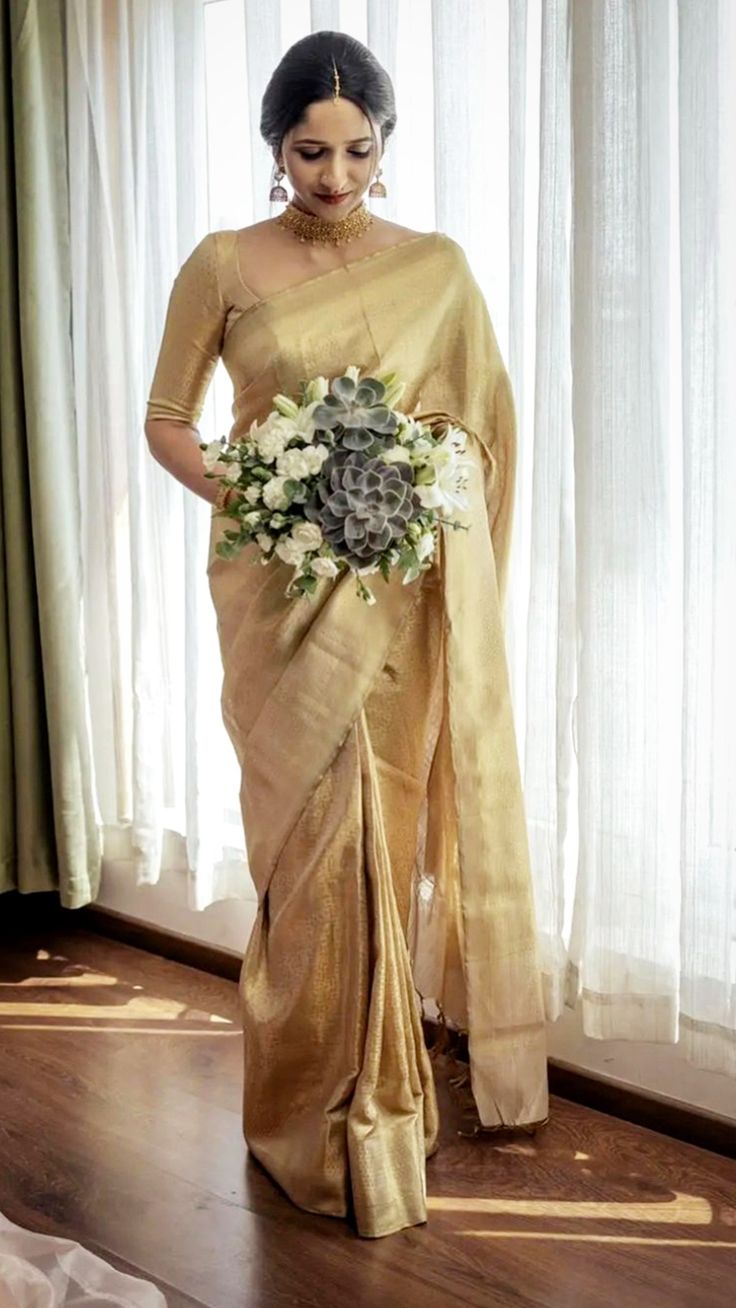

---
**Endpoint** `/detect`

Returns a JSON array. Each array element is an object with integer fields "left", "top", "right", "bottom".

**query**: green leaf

[
  {"left": 283, "top": 478, "right": 304, "bottom": 506},
  {"left": 215, "top": 540, "right": 239, "bottom": 560},
  {"left": 398, "top": 544, "right": 419, "bottom": 570}
]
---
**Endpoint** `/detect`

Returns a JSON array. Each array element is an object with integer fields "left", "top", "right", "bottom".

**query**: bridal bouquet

[{"left": 201, "top": 367, "right": 473, "bottom": 604}]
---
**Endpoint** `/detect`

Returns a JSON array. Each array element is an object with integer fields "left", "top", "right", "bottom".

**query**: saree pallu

[{"left": 150, "top": 230, "right": 548, "bottom": 1238}]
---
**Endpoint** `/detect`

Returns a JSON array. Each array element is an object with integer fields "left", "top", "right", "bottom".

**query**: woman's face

[{"left": 278, "top": 96, "right": 380, "bottom": 220}]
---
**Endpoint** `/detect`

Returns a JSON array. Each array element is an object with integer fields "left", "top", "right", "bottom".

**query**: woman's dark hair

[{"left": 260, "top": 31, "right": 397, "bottom": 159}]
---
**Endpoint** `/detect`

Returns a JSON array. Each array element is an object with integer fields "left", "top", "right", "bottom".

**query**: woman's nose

[{"left": 320, "top": 164, "right": 347, "bottom": 191}]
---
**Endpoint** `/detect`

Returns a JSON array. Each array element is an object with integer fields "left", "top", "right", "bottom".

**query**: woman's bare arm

[{"left": 145, "top": 418, "right": 221, "bottom": 506}]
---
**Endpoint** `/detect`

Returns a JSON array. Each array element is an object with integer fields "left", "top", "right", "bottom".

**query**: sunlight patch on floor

[
  {"left": 462, "top": 1232, "right": 736, "bottom": 1247},
  {"left": 428, "top": 1192, "right": 712, "bottom": 1223},
  {"left": 0, "top": 1024, "right": 240, "bottom": 1034}
]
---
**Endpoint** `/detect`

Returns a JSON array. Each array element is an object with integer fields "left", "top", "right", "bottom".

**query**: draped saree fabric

[{"left": 147, "top": 231, "right": 548, "bottom": 1237}]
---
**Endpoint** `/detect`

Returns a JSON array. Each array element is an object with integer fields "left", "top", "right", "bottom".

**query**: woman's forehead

[{"left": 288, "top": 97, "right": 372, "bottom": 144}]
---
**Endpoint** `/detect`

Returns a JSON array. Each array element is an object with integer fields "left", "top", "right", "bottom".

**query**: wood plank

[{"left": 1, "top": 920, "right": 735, "bottom": 1307}]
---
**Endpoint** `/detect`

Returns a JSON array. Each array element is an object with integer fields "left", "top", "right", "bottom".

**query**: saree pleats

[{"left": 234, "top": 565, "right": 443, "bottom": 1236}]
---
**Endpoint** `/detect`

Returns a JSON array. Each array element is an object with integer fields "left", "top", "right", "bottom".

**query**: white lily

[
  {"left": 415, "top": 456, "right": 473, "bottom": 515},
  {"left": 274, "top": 401, "right": 320, "bottom": 445},
  {"left": 381, "top": 445, "right": 412, "bottom": 465},
  {"left": 304, "top": 376, "right": 329, "bottom": 404},
  {"left": 272, "top": 393, "right": 300, "bottom": 420}
]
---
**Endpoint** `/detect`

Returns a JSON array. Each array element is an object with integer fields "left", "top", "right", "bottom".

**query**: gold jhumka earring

[
  {"left": 269, "top": 162, "right": 288, "bottom": 204},
  {"left": 368, "top": 165, "right": 387, "bottom": 199}
]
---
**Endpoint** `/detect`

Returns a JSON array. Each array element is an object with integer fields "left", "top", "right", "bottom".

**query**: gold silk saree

[{"left": 146, "top": 229, "right": 549, "bottom": 1238}]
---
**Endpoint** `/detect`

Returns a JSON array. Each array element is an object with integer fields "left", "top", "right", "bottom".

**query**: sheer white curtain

[
  {"left": 66, "top": 0, "right": 249, "bottom": 909},
  {"left": 67, "top": 0, "right": 735, "bottom": 1075}
]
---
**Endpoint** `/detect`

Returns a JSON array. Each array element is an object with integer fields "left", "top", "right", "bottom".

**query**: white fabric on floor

[{"left": 0, "top": 1212, "right": 166, "bottom": 1308}]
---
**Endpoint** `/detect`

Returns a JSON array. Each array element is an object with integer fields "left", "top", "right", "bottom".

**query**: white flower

[
  {"left": 262, "top": 476, "right": 290, "bottom": 510},
  {"left": 416, "top": 530, "right": 436, "bottom": 561},
  {"left": 414, "top": 451, "right": 474, "bottom": 515},
  {"left": 414, "top": 483, "right": 442, "bottom": 510},
  {"left": 201, "top": 440, "right": 227, "bottom": 473},
  {"left": 254, "top": 425, "right": 288, "bottom": 464},
  {"left": 311, "top": 556, "right": 339, "bottom": 578},
  {"left": 304, "top": 376, "right": 329, "bottom": 404},
  {"left": 255, "top": 532, "right": 273, "bottom": 552},
  {"left": 269, "top": 513, "right": 287, "bottom": 529},
  {"left": 344, "top": 364, "right": 362, "bottom": 385},
  {"left": 410, "top": 437, "right": 434, "bottom": 460},
  {"left": 243, "top": 510, "right": 261, "bottom": 527},
  {"left": 396, "top": 415, "right": 425, "bottom": 445},
  {"left": 302, "top": 443, "right": 330, "bottom": 474},
  {"left": 224, "top": 461, "right": 242, "bottom": 483},
  {"left": 274, "top": 536, "right": 306, "bottom": 568},
  {"left": 291, "top": 522, "right": 323, "bottom": 552},
  {"left": 273, "top": 393, "right": 300, "bottom": 419},
  {"left": 257, "top": 400, "right": 321, "bottom": 448},
  {"left": 278, "top": 403, "right": 319, "bottom": 445},
  {"left": 381, "top": 445, "right": 412, "bottom": 465},
  {"left": 244, "top": 484, "right": 262, "bottom": 504},
  {"left": 444, "top": 423, "right": 468, "bottom": 453},
  {"left": 276, "top": 447, "right": 311, "bottom": 480}
]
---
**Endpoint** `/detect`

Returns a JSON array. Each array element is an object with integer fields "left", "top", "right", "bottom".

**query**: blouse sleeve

[{"left": 145, "top": 232, "right": 227, "bottom": 425}]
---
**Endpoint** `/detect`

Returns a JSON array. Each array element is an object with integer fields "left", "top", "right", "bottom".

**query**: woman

[{"left": 145, "top": 31, "right": 548, "bottom": 1239}]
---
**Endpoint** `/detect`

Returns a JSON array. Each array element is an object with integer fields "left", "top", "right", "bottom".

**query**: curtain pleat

[
  {"left": 678, "top": 0, "right": 736, "bottom": 1077},
  {"left": 569, "top": 0, "right": 682, "bottom": 1040},
  {"left": 1, "top": 0, "right": 100, "bottom": 907},
  {"left": 0, "top": 0, "right": 56, "bottom": 897},
  {"left": 516, "top": 0, "right": 576, "bottom": 1020}
]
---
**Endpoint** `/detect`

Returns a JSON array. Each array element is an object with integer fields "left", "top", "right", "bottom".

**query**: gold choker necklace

[{"left": 276, "top": 200, "right": 374, "bottom": 247}]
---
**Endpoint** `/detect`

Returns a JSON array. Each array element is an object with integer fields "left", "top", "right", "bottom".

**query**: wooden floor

[{"left": 0, "top": 923, "right": 734, "bottom": 1308}]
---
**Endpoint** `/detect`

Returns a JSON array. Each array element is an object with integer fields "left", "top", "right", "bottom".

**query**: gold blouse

[{"left": 146, "top": 229, "right": 446, "bottom": 434}]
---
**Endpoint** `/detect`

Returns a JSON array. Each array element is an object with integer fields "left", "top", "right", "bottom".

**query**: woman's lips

[{"left": 315, "top": 191, "right": 352, "bottom": 206}]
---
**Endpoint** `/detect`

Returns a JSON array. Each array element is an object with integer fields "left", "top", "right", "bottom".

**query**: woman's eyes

[{"left": 297, "top": 150, "right": 371, "bottom": 160}]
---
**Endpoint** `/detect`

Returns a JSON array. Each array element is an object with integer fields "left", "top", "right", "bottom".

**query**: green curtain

[{"left": 0, "top": 0, "right": 100, "bottom": 907}]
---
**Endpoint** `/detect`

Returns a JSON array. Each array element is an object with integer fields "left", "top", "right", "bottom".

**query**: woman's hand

[{"left": 144, "top": 418, "right": 224, "bottom": 506}]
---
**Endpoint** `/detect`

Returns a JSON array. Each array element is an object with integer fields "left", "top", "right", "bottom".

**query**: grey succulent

[
  {"left": 312, "top": 375, "right": 398, "bottom": 453},
  {"left": 305, "top": 449, "right": 421, "bottom": 567}
]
